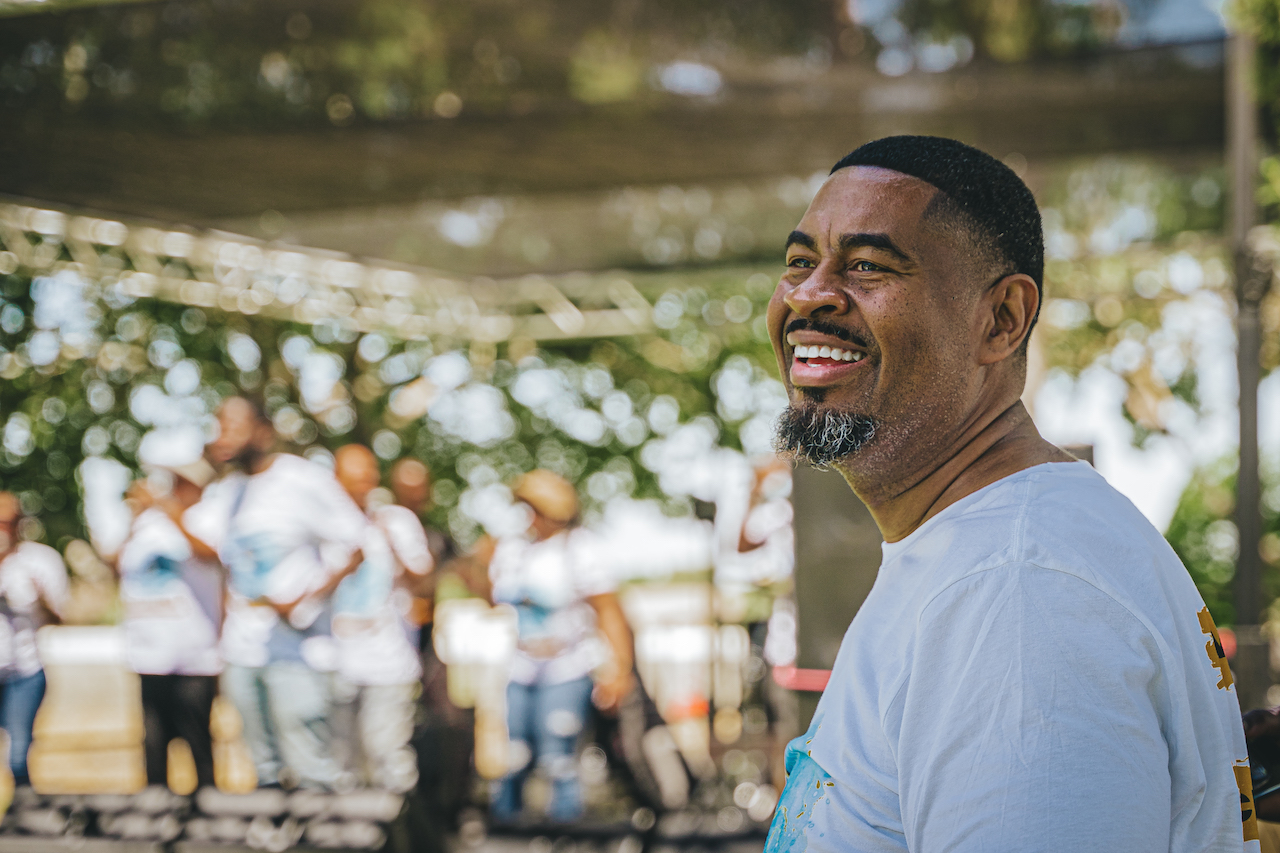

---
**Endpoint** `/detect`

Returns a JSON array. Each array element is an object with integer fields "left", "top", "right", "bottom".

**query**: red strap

[{"left": 772, "top": 665, "right": 831, "bottom": 692}]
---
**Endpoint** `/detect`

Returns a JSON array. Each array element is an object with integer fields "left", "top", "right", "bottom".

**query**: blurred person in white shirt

[
  {"left": 0, "top": 492, "right": 68, "bottom": 785},
  {"left": 734, "top": 456, "right": 795, "bottom": 585},
  {"left": 117, "top": 457, "right": 223, "bottom": 789},
  {"left": 388, "top": 457, "right": 448, "bottom": 639},
  {"left": 183, "top": 397, "right": 367, "bottom": 790},
  {"left": 330, "top": 444, "right": 432, "bottom": 792},
  {"left": 470, "top": 470, "right": 633, "bottom": 823}
]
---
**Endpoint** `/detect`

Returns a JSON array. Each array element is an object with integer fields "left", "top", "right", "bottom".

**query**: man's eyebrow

[
  {"left": 784, "top": 230, "right": 815, "bottom": 252},
  {"left": 838, "top": 232, "right": 911, "bottom": 263},
  {"left": 784, "top": 230, "right": 913, "bottom": 264}
]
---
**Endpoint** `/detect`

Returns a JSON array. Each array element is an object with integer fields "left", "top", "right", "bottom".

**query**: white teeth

[
  {"left": 794, "top": 344, "right": 867, "bottom": 363},
  {"left": 795, "top": 344, "right": 867, "bottom": 362}
]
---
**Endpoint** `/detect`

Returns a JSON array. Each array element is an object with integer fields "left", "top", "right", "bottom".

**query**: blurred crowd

[{"left": 0, "top": 393, "right": 795, "bottom": 834}]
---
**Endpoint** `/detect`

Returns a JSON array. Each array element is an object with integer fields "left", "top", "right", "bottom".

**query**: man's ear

[{"left": 978, "top": 273, "right": 1038, "bottom": 365}]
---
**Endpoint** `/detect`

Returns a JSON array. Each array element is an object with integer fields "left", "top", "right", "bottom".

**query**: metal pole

[{"left": 1229, "top": 30, "right": 1272, "bottom": 711}]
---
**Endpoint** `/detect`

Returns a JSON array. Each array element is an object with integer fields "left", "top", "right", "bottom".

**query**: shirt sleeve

[
  {"left": 29, "top": 544, "right": 70, "bottom": 616},
  {"left": 182, "top": 475, "right": 241, "bottom": 553},
  {"left": 297, "top": 458, "right": 370, "bottom": 563},
  {"left": 375, "top": 505, "right": 433, "bottom": 576},
  {"left": 895, "top": 563, "right": 1172, "bottom": 853}
]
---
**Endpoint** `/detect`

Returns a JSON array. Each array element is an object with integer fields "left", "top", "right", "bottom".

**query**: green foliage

[
  {"left": 0, "top": 260, "right": 783, "bottom": 554},
  {"left": 895, "top": 0, "right": 1125, "bottom": 64},
  {"left": 1032, "top": 159, "right": 1233, "bottom": 446},
  {"left": 1165, "top": 457, "right": 1280, "bottom": 625}
]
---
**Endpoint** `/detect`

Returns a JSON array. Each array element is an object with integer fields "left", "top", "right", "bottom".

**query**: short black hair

[{"left": 830, "top": 135, "right": 1044, "bottom": 339}]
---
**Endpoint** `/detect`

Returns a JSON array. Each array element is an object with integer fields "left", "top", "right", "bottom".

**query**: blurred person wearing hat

[
  {"left": 471, "top": 469, "right": 634, "bottom": 823},
  {"left": 183, "top": 396, "right": 368, "bottom": 790},
  {"left": 330, "top": 444, "right": 433, "bottom": 792},
  {"left": 117, "top": 456, "right": 223, "bottom": 789},
  {"left": 0, "top": 492, "right": 68, "bottom": 785}
]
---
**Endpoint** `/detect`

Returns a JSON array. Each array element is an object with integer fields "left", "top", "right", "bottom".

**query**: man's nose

[{"left": 784, "top": 263, "right": 850, "bottom": 318}]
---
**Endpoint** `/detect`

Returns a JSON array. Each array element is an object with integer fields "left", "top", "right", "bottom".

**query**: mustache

[{"left": 784, "top": 318, "right": 869, "bottom": 349}]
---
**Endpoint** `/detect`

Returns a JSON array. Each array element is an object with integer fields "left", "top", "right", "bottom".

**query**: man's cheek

[
  {"left": 765, "top": 297, "right": 790, "bottom": 369},
  {"left": 765, "top": 291, "right": 782, "bottom": 325}
]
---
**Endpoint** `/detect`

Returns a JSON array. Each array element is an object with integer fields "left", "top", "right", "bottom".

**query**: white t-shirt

[
  {"left": 0, "top": 542, "right": 68, "bottom": 679},
  {"left": 118, "top": 508, "right": 222, "bottom": 676},
  {"left": 332, "top": 504, "right": 432, "bottom": 686},
  {"left": 184, "top": 455, "right": 369, "bottom": 668},
  {"left": 489, "top": 528, "right": 613, "bottom": 686},
  {"left": 766, "top": 461, "right": 1257, "bottom": 853}
]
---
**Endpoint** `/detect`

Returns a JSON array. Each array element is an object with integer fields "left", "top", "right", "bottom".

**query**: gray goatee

[{"left": 775, "top": 405, "right": 877, "bottom": 468}]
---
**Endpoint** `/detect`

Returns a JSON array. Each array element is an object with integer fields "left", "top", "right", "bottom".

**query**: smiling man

[{"left": 764, "top": 137, "right": 1256, "bottom": 852}]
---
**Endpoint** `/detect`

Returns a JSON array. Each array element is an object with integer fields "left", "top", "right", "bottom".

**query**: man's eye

[
  {"left": 850, "top": 260, "right": 882, "bottom": 272},
  {"left": 787, "top": 257, "right": 815, "bottom": 269}
]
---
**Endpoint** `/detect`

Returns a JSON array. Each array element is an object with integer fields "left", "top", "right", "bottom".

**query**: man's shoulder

[
  {"left": 1011, "top": 462, "right": 1173, "bottom": 574},
  {"left": 938, "top": 460, "right": 1162, "bottom": 565},
  {"left": 893, "top": 461, "right": 1181, "bottom": 609},
  {"left": 262, "top": 452, "right": 321, "bottom": 479},
  {"left": 919, "top": 461, "right": 1196, "bottom": 634}
]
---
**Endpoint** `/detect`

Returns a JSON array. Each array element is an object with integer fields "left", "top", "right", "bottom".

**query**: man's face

[
  {"left": 767, "top": 167, "right": 989, "bottom": 470},
  {"left": 391, "top": 459, "right": 431, "bottom": 513},
  {"left": 336, "top": 448, "right": 381, "bottom": 509},
  {"left": 208, "top": 398, "right": 265, "bottom": 466},
  {"left": 0, "top": 492, "right": 16, "bottom": 553}
]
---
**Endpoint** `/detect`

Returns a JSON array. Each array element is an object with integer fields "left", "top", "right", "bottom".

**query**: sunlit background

[{"left": 0, "top": 0, "right": 1278, "bottom": 849}]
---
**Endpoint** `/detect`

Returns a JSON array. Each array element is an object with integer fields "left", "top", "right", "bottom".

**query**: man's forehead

[
  {"left": 336, "top": 445, "right": 377, "bottom": 470},
  {"left": 800, "top": 166, "right": 940, "bottom": 235},
  {"left": 218, "top": 398, "right": 255, "bottom": 420}
]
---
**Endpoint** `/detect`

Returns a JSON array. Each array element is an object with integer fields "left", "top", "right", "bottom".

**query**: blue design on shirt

[
  {"left": 511, "top": 601, "right": 554, "bottom": 642},
  {"left": 333, "top": 555, "right": 393, "bottom": 618},
  {"left": 491, "top": 555, "right": 565, "bottom": 645},
  {"left": 223, "top": 534, "right": 290, "bottom": 600},
  {"left": 765, "top": 717, "right": 834, "bottom": 853},
  {"left": 125, "top": 555, "right": 183, "bottom": 594}
]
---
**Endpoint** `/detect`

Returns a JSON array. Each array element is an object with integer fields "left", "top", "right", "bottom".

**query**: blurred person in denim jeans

[
  {"left": 469, "top": 470, "right": 634, "bottom": 823},
  {"left": 330, "top": 444, "right": 432, "bottom": 792},
  {"left": 0, "top": 492, "right": 67, "bottom": 786},
  {"left": 117, "top": 457, "right": 223, "bottom": 790},
  {"left": 183, "top": 397, "right": 367, "bottom": 789}
]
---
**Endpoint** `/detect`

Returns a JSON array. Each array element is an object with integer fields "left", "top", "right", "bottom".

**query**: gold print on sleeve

[
  {"left": 1197, "top": 606, "right": 1235, "bottom": 690},
  {"left": 1235, "top": 761, "right": 1260, "bottom": 843}
]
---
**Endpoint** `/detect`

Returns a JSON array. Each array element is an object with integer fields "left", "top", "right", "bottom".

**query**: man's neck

[
  {"left": 844, "top": 401, "right": 1076, "bottom": 543},
  {"left": 248, "top": 451, "right": 277, "bottom": 475}
]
